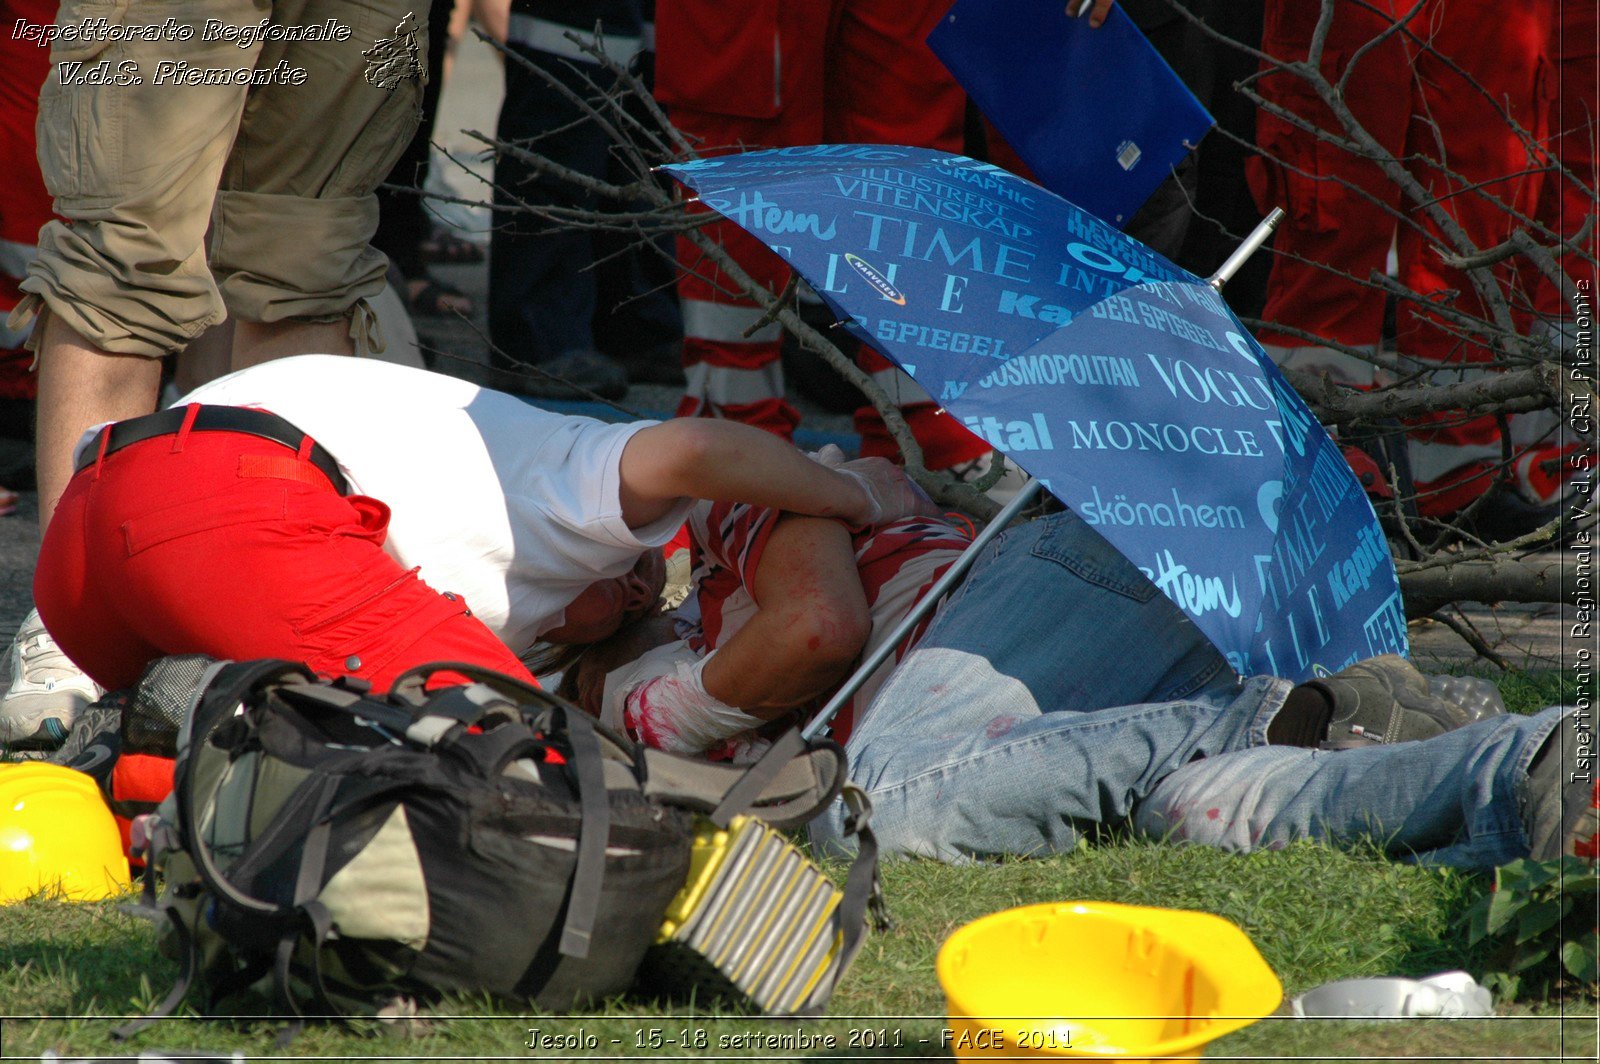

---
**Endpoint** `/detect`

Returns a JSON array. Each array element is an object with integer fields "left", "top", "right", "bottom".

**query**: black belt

[{"left": 77, "top": 405, "right": 349, "bottom": 495}]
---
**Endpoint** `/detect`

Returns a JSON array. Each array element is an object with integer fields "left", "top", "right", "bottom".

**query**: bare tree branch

[
  {"left": 1428, "top": 607, "right": 1512, "bottom": 670},
  {"left": 1284, "top": 363, "right": 1591, "bottom": 437},
  {"left": 1399, "top": 555, "right": 1571, "bottom": 617}
]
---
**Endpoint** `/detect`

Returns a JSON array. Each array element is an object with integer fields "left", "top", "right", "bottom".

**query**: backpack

[{"left": 119, "top": 659, "right": 883, "bottom": 1036}]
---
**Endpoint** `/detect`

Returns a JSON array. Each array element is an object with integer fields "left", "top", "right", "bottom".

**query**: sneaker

[
  {"left": 47, "top": 690, "right": 125, "bottom": 781},
  {"left": 1522, "top": 716, "right": 1600, "bottom": 862},
  {"left": 1304, "top": 655, "right": 1474, "bottom": 749},
  {"left": 0, "top": 608, "right": 102, "bottom": 749}
]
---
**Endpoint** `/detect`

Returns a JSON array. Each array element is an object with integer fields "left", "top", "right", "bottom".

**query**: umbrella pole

[
  {"left": 801, "top": 478, "right": 1046, "bottom": 742},
  {"left": 1207, "top": 208, "right": 1285, "bottom": 292},
  {"left": 800, "top": 210, "right": 1283, "bottom": 742}
]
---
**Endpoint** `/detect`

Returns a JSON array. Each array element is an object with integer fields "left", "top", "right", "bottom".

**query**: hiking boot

[
  {"left": 1522, "top": 716, "right": 1600, "bottom": 862},
  {"left": 1303, "top": 655, "right": 1473, "bottom": 749},
  {"left": 0, "top": 608, "right": 102, "bottom": 749},
  {"left": 1425, "top": 673, "right": 1506, "bottom": 724}
]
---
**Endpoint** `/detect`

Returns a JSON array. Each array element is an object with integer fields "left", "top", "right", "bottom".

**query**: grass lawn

[{"left": 2, "top": 670, "right": 1594, "bottom": 1061}]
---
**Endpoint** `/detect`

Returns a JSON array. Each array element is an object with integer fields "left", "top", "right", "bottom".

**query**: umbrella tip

[{"left": 1207, "top": 208, "right": 1286, "bottom": 291}]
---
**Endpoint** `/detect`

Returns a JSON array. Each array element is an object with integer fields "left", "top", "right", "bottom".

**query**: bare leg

[
  {"left": 172, "top": 320, "right": 237, "bottom": 394},
  {"left": 230, "top": 317, "right": 353, "bottom": 371},
  {"left": 34, "top": 314, "right": 164, "bottom": 532}
]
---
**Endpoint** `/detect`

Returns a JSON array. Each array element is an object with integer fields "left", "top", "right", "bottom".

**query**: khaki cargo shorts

[{"left": 15, "top": 0, "right": 425, "bottom": 357}]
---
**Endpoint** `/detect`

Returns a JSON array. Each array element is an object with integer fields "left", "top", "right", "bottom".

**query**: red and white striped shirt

[{"left": 682, "top": 500, "right": 971, "bottom": 743}]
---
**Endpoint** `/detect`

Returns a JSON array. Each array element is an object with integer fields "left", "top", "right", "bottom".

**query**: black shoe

[
  {"left": 1454, "top": 480, "right": 1593, "bottom": 546},
  {"left": 518, "top": 350, "right": 629, "bottom": 402},
  {"left": 1303, "top": 655, "right": 1474, "bottom": 749}
]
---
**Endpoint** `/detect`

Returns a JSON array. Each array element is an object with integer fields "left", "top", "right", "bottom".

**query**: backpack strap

[
  {"left": 110, "top": 900, "right": 199, "bottom": 1040},
  {"left": 799, "top": 784, "right": 892, "bottom": 1014},
  {"left": 277, "top": 678, "right": 543, "bottom": 758},
  {"left": 386, "top": 660, "right": 548, "bottom": 707},
  {"left": 276, "top": 682, "right": 417, "bottom": 735},
  {"left": 707, "top": 729, "right": 814, "bottom": 828},
  {"left": 178, "top": 659, "right": 304, "bottom": 765},
  {"left": 175, "top": 660, "right": 318, "bottom": 920},
  {"left": 637, "top": 731, "right": 847, "bottom": 830},
  {"left": 111, "top": 812, "right": 217, "bottom": 1040},
  {"left": 555, "top": 705, "right": 609, "bottom": 960},
  {"left": 275, "top": 816, "right": 340, "bottom": 1025},
  {"left": 386, "top": 667, "right": 617, "bottom": 961}
]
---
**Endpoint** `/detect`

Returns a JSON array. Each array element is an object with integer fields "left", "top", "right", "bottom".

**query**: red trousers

[
  {"left": 1531, "top": 2, "right": 1599, "bottom": 319},
  {"left": 35, "top": 423, "right": 533, "bottom": 693},
  {"left": 656, "top": 0, "right": 990, "bottom": 470},
  {"left": 1251, "top": 0, "right": 1566, "bottom": 515}
]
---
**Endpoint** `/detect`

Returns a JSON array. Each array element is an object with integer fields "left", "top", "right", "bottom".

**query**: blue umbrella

[{"left": 664, "top": 146, "right": 1406, "bottom": 682}]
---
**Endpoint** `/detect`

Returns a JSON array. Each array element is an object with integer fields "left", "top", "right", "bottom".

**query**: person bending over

[{"left": 29, "top": 356, "right": 935, "bottom": 699}]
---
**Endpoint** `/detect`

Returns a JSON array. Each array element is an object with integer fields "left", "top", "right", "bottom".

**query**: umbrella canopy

[{"left": 664, "top": 146, "right": 1406, "bottom": 681}]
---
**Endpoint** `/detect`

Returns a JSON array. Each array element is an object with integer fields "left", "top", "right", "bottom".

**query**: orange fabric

[{"left": 109, "top": 752, "right": 176, "bottom": 863}]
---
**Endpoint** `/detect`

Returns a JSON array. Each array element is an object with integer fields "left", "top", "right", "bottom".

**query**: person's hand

[
  {"left": 622, "top": 651, "right": 765, "bottom": 754},
  {"left": 703, "top": 733, "right": 775, "bottom": 763},
  {"left": 1068, "top": 0, "right": 1115, "bottom": 29},
  {"left": 811, "top": 445, "right": 939, "bottom": 527}
]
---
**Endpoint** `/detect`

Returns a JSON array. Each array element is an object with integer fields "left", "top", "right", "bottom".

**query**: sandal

[
  {"left": 406, "top": 277, "right": 474, "bottom": 318},
  {"left": 420, "top": 229, "right": 485, "bottom": 265}
]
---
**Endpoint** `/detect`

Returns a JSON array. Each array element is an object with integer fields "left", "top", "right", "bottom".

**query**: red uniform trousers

[
  {"left": 656, "top": 0, "right": 990, "bottom": 470},
  {"left": 1252, "top": 0, "right": 1564, "bottom": 516},
  {"left": 34, "top": 419, "right": 534, "bottom": 694},
  {"left": 0, "top": 0, "right": 56, "bottom": 399},
  {"left": 1507, "top": 3, "right": 1600, "bottom": 508},
  {"left": 1531, "top": 2, "right": 1599, "bottom": 321}
]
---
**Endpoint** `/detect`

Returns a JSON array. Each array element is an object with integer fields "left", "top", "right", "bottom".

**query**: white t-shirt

[{"left": 155, "top": 355, "right": 689, "bottom": 653}]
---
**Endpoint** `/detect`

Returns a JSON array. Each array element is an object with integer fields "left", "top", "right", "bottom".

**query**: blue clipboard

[{"left": 927, "top": 0, "right": 1214, "bottom": 227}]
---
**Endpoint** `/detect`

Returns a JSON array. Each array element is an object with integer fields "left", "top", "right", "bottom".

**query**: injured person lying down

[{"left": 554, "top": 493, "right": 1595, "bottom": 869}]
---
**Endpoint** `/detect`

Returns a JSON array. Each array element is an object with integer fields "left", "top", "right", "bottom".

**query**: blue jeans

[
  {"left": 1134, "top": 708, "right": 1567, "bottom": 868},
  {"left": 810, "top": 510, "right": 1270, "bottom": 861},
  {"left": 809, "top": 511, "right": 1563, "bottom": 869}
]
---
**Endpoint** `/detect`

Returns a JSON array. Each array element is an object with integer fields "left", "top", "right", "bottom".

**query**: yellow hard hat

[
  {"left": 0, "top": 762, "right": 131, "bottom": 904},
  {"left": 937, "top": 901, "right": 1282, "bottom": 1061}
]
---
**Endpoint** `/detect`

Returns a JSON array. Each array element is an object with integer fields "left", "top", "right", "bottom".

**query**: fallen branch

[{"left": 1399, "top": 555, "right": 1571, "bottom": 618}]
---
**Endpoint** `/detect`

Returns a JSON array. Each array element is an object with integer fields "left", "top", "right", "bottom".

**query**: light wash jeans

[
  {"left": 809, "top": 511, "right": 1563, "bottom": 869},
  {"left": 1134, "top": 709, "right": 1566, "bottom": 868}
]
